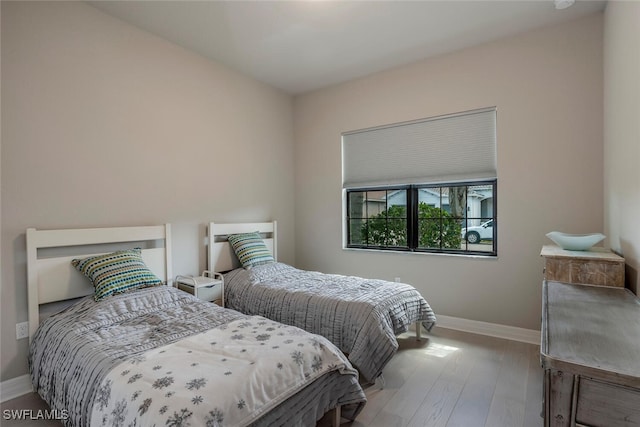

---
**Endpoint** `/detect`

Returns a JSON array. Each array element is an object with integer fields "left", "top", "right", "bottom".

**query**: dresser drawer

[
  {"left": 576, "top": 378, "right": 640, "bottom": 427},
  {"left": 570, "top": 260, "right": 625, "bottom": 287}
]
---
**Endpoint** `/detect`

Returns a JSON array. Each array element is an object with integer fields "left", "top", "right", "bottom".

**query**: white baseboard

[
  {"left": 1, "top": 374, "right": 32, "bottom": 403},
  {"left": 434, "top": 315, "right": 540, "bottom": 345}
]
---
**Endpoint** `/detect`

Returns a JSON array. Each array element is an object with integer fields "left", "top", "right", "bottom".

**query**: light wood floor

[{"left": 2, "top": 327, "right": 543, "bottom": 427}]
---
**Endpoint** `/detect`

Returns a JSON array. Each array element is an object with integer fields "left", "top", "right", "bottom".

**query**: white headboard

[
  {"left": 208, "top": 221, "right": 277, "bottom": 273},
  {"left": 26, "top": 224, "right": 172, "bottom": 340}
]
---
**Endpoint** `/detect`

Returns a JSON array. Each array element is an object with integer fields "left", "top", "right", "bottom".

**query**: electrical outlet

[
  {"left": 394, "top": 277, "right": 401, "bottom": 282},
  {"left": 16, "top": 322, "right": 29, "bottom": 340}
]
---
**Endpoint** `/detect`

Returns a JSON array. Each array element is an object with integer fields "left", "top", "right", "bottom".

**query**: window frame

[{"left": 345, "top": 179, "right": 497, "bottom": 257}]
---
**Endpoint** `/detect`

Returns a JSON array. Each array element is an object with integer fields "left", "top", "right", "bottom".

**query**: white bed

[
  {"left": 208, "top": 221, "right": 437, "bottom": 383},
  {"left": 27, "top": 224, "right": 365, "bottom": 427},
  {"left": 26, "top": 224, "right": 173, "bottom": 339}
]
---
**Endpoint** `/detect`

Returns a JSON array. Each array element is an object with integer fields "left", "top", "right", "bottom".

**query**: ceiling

[{"left": 88, "top": 0, "right": 607, "bottom": 95}]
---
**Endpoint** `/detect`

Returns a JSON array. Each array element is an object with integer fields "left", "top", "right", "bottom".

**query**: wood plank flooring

[
  {"left": 2, "top": 327, "right": 543, "bottom": 427},
  {"left": 321, "top": 327, "right": 543, "bottom": 427}
]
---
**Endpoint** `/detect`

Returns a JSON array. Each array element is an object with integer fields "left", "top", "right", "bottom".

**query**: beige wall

[
  {"left": 1, "top": 2, "right": 295, "bottom": 381},
  {"left": 604, "top": 1, "right": 640, "bottom": 295},
  {"left": 293, "top": 14, "right": 604, "bottom": 331}
]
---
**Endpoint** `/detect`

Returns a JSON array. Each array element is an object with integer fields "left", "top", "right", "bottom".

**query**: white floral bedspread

[{"left": 90, "top": 316, "right": 355, "bottom": 427}]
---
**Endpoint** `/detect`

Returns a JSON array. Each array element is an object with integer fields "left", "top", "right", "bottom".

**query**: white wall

[
  {"left": 604, "top": 1, "right": 640, "bottom": 295},
  {"left": 1, "top": 1, "right": 295, "bottom": 381},
  {"left": 293, "top": 14, "right": 604, "bottom": 331}
]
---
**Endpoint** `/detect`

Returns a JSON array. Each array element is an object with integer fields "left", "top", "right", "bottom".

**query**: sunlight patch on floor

[{"left": 423, "top": 342, "right": 459, "bottom": 358}]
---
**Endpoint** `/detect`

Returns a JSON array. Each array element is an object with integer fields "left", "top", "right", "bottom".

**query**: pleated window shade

[{"left": 342, "top": 108, "right": 496, "bottom": 188}]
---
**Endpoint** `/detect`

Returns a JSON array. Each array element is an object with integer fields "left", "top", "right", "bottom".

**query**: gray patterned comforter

[
  {"left": 29, "top": 285, "right": 366, "bottom": 427},
  {"left": 224, "top": 263, "right": 437, "bottom": 382}
]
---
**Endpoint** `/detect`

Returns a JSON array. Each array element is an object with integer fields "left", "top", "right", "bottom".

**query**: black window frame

[{"left": 346, "top": 180, "right": 497, "bottom": 256}]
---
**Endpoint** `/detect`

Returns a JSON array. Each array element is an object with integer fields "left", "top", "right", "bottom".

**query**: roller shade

[{"left": 342, "top": 107, "right": 497, "bottom": 188}]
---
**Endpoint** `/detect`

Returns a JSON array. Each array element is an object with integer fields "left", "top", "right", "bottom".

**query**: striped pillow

[
  {"left": 72, "top": 248, "right": 162, "bottom": 301},
  {"left": 227, "top": 232, "right": 275, "bottom": 269}
]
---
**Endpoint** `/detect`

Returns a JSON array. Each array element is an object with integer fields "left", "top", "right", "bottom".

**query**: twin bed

[
  {"left": 208, "top": 221, "right": 437, "bottom": 384},
  {"left": 27, "top": 224, "right": 365, "bottom": 427},
  {"left": 27, "top": 221, "right": 437, "bottom": 426}
]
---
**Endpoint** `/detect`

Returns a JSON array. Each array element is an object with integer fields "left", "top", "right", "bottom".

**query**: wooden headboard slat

[{"left": 28, "top": 225, "right": 169, "bottom": 248}]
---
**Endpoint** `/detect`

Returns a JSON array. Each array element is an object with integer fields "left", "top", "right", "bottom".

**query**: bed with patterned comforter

[
  {"left": 29, "top": 285, "right": 366, "bottom": 427},
  {"left": 224, "top": 263, "right": 437, "bottom": 383}
]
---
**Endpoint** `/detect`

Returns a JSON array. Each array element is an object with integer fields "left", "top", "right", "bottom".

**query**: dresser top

[
  {"left": 541, "top": 281, "right": 640, "bottom": 386},
  {"left": 540, "top": 244, "right": 624, "bottom": 261}
]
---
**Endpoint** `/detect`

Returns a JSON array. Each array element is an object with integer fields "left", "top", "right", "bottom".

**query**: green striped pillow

[
  {"left": 227, "top": 232, "right": 275, "bottom": 269},
  {"left": 72, "top": 248, "right": 162, "bottom": 301}
]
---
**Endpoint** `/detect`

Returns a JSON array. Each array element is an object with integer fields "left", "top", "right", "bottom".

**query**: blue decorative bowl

[{"left": 546, "top": 231, "right": 606, "bottom": 251}]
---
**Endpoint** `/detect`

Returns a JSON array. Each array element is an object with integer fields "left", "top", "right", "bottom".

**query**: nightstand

[{"left": 175, "top": 270, "right": 224, "bottom": 306}]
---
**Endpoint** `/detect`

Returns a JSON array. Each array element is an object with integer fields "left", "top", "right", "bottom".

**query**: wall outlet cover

[{"left": 16, "top": 322, "right": 29, "bottom": 340}]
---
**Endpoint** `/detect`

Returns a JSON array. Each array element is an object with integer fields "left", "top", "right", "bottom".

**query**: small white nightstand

[{"left": 175, "top": 270, "right": 224, "bottom": 307}]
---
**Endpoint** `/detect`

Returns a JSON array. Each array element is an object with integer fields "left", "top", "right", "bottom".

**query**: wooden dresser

[
  {"left": 541, "top": 281, "right": 640, "bottom": 427},
  {"left": 540, "top": 245, "right": 625, "bottom": 287}
]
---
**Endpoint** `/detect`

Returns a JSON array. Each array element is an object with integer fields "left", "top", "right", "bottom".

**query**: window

[
  {"left": 342, "top": 108, "right": 497, "bottom": 256},
  {"left": 346, "top": 181, "right": 496, "bottom": 255}
]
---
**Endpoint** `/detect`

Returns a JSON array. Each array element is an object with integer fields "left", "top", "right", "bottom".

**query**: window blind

[{"left": 342, "top": 107, "right": 497, "bottom": 188}]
